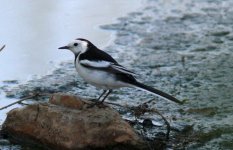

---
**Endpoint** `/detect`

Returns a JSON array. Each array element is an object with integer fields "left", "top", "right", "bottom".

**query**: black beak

[{"left": 58, "top": 46, "right": 69, "bottom": 50}]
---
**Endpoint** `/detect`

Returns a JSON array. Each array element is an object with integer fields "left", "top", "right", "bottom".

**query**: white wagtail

[{"left": 59, "top": 38, "right": 183, "bottom": 104}]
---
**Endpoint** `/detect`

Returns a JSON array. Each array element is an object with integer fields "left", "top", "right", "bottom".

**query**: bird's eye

[{"left": 73, "top": 43, "right": 78, "bottom": 46}]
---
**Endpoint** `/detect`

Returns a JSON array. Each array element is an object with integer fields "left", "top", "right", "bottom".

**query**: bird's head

[{"left": 59, "top": 38, "right": 92, "bottom": 55}]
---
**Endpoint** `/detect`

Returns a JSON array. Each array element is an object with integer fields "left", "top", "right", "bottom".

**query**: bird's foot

[
  {"left": 89, "top": 98, "right": 97, "bottom": 102},
  {"left": 87, "top": 101, "right": 107, "bottom": 108}
]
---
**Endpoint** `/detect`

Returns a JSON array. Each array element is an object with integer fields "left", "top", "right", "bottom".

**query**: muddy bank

[{"left": 2, "top": 0, "right": 233, "bottom": 149}]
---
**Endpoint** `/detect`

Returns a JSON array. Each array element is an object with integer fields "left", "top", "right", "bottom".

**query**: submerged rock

[{"left": 1, "top": 93, "right": 144, "bottom": 150}]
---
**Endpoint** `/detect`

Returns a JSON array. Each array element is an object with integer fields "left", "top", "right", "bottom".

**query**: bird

[{"left": 59, "top": 38, "right": 183, "bottom": 104}]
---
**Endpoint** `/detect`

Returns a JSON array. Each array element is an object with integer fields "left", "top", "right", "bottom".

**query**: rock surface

[{"left": 2, "top": 93, "right": 144, "bottom": 150}]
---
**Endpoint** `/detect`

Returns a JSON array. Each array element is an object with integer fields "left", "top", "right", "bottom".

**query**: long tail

[{"left": 131, "top": 81, "right": 183, "bottom": 104}]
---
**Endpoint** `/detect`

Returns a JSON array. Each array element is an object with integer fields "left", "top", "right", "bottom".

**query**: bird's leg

[
  {"left": 87, "top": 90, "right": 112, "bottom": 108},
  {"left": 97, "top": 90, "right": 107, "bottom": 101},
  {"left": 100, "top": 89, "right": 112, "bottom": 103},
  {"left": 87, "top": 90, "right": 109, "bottom": 108}
]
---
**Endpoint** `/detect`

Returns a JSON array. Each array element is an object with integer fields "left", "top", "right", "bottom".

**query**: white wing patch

[
  {"left": 111, "top": 64, "right": 137, "bottom": 76},
  {"left": 80, "top": 59, "right": 137, "bottom": 76},
  {"left": 80, "top": 60, "right": 111, "bottom": 68}
]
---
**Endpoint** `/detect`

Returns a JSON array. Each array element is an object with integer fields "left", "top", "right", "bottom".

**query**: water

[{"left": 0, "top": 0, "right": 142, "bottom": 82}]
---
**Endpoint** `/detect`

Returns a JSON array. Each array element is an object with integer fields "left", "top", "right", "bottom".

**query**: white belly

[{"left": 75, "top": 61, "right": 130, "bottom": 89}]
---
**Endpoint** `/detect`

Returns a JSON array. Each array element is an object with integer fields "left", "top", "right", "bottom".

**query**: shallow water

[{"left": 1, "top": 0, "right": 233, "bottom": 149}]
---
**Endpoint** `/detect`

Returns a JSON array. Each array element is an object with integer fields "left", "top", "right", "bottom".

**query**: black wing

[{"left": 79, "top": 47, "right": 117, "bottom": 63}]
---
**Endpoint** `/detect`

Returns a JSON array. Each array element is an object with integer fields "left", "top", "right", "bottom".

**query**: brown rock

[
  {"left": 2, "top": 93, "right": 145, "bottom": 150},
  {"left": 49, "top": 93, "right": 86, "bottom": 109}
]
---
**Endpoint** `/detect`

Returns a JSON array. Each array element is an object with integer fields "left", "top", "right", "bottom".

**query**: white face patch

[
  {"left": 66, "top": 40, "right": 89, "bottom": 55},
  {"left": 79, "top": 40, "right": 88, "bottom": 53}
]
